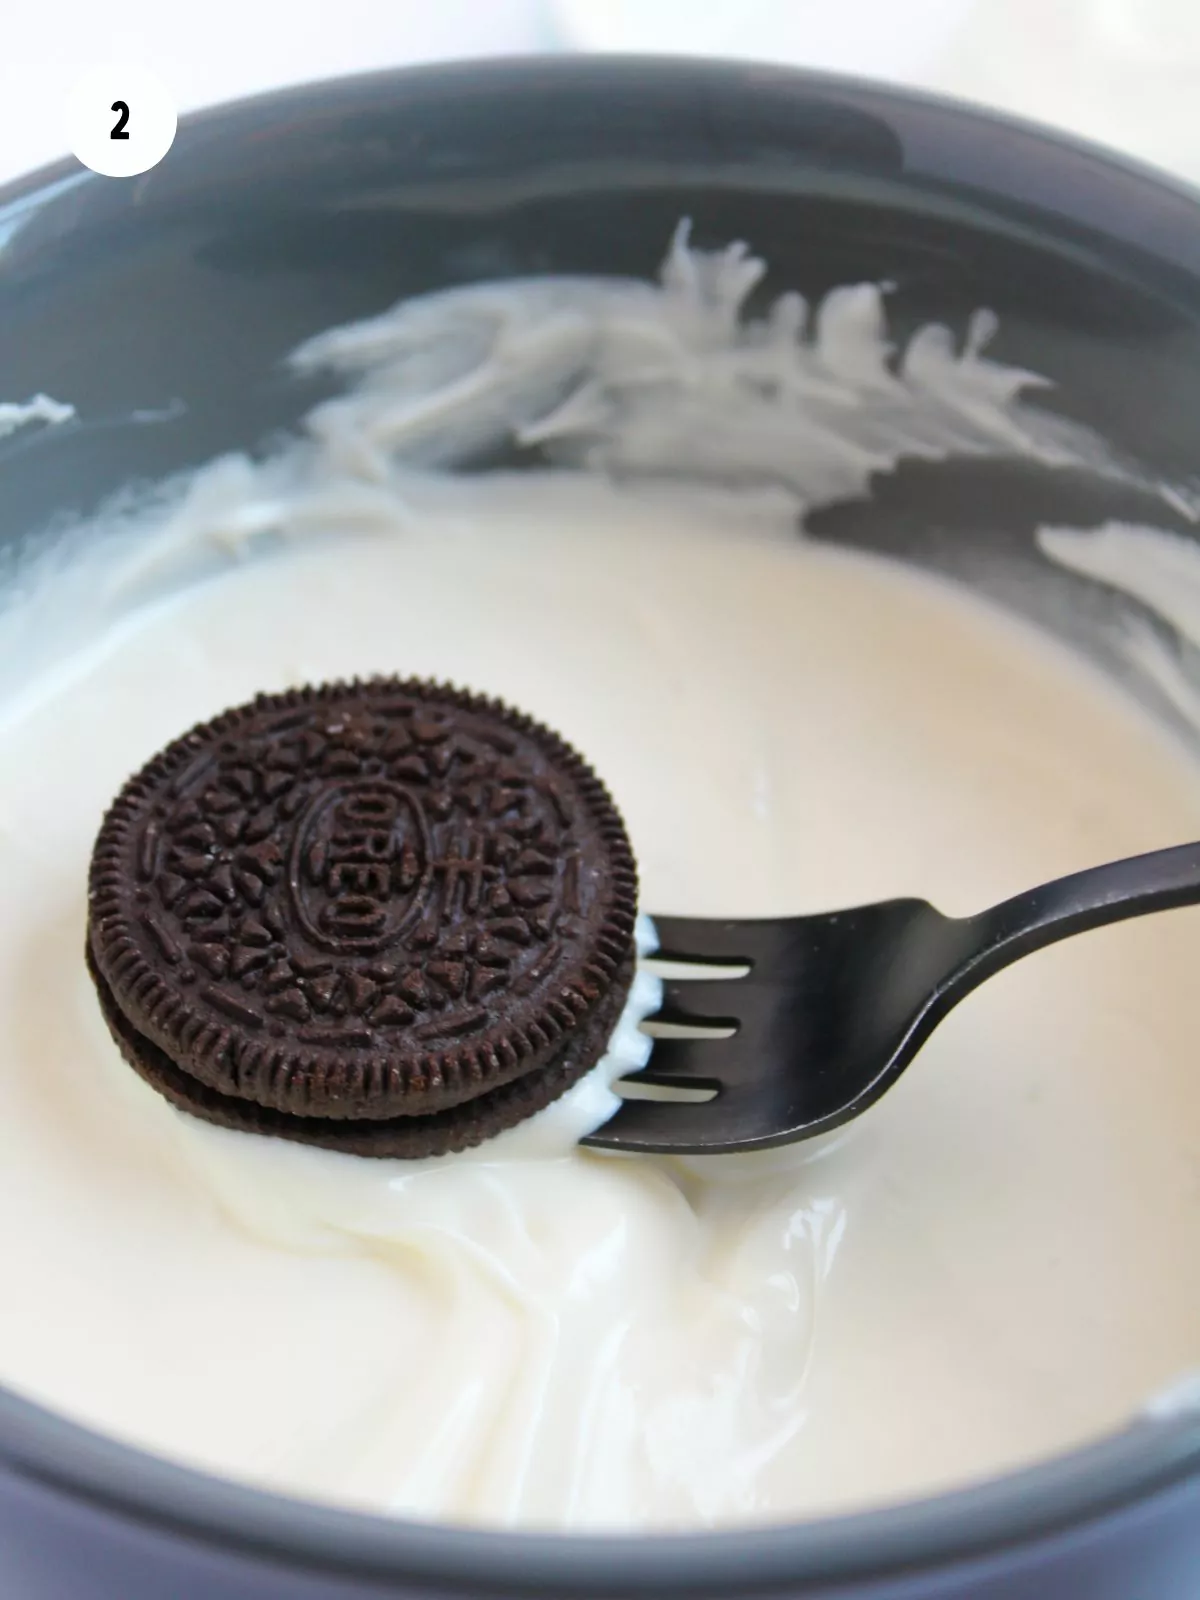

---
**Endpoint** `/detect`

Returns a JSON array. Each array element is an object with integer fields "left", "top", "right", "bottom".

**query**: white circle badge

[{"left": 67, "top": 64, "right": 178, "bottom": 179}]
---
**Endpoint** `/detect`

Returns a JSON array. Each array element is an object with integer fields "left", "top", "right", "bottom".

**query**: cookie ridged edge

[{"left": 89, "top": 943, "right": 636, "bottom": 1158}]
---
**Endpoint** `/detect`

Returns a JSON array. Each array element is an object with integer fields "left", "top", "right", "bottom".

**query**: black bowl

[{"left": 0, "top": 55, "right": 1198, "bottom": 1600}]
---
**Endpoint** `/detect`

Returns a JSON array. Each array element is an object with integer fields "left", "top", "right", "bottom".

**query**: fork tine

[
  {"left": 648, "top": 916, "right": 764, "bottom": 965},
  {"left": 654, "top": 977, "right": 744, "bottom": 1026},
  {"left": 579, "top": 1093, "right": 723, "bottom": 1153},
  {"left": 629, "top": 1035, "right": 737, "bottom": 1083}
]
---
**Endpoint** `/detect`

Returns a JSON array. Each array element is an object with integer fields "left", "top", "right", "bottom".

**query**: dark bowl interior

[{"left": 0, "top": 54, "right": 1198, "bottom": 1600}]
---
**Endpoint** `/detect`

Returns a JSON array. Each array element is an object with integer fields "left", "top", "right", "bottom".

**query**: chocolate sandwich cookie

[{"left": 87, "top": 679, "right": 638, "bottom": 1157}]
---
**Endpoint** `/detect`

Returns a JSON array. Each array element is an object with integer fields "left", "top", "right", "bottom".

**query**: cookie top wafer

[{"left": 87, "top": 679, "right": 638, "bottom": 1127}]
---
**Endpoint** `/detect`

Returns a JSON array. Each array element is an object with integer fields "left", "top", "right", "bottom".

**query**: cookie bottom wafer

[{"left": 89, "top": 943, "right": 636, "bottom": 1158}]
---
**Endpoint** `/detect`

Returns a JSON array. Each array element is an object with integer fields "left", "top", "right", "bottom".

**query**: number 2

[{"left": 110, "top": 102, "right": 130, "bottom": 141}]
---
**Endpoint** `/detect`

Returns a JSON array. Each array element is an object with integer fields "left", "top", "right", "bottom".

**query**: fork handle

[{"left": 956, "top": 839, "right": 1200, "bottom": 991}]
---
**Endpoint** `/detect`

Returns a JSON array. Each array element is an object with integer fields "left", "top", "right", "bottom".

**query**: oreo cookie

[{"left": 87, "top": 679, "right": 638, "bottom": 1157}]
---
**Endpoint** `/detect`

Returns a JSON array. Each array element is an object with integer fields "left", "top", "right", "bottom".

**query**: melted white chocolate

[{"left": 0, "top": 232, "right": 1196, "bottom": 1530}]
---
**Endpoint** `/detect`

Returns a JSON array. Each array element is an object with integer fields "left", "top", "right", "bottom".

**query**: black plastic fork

[{"left": 582, "top": 840, "right": 1200, "bottom": 1154}]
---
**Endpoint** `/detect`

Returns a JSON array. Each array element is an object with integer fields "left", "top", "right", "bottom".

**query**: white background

[{"left": 2, "top": 0, "right": 1200, "bottom": 190}]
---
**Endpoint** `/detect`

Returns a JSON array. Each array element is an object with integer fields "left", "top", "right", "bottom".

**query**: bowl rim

[
  {"left": 0, "top": 1380, "right": 1197, "bottom": 1595},
  {"left": 0, "top": 51, "right": 1199, "bottom": 1593}
]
